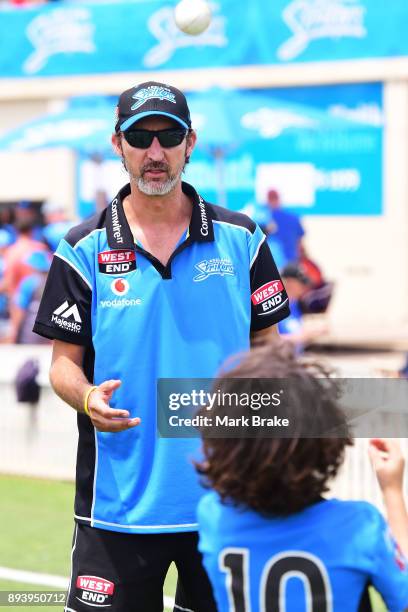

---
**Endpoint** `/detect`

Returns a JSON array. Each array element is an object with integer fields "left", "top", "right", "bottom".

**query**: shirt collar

[
  {"left": 106, "top": 183, "right": 135, "bottom": 250},
  {"left": 182, "top": 181, "right": 214, "bottom": 243},
  {"left": 106, "top": 181, "right": 214, "bottom": 250}
]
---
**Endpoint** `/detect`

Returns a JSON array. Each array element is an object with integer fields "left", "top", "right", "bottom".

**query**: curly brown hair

[{"left": 196, "top": 340, "right": 352, "bottom": 516}]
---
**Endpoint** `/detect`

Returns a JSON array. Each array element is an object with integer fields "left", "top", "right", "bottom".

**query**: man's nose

[{"left": 146, "top": 136, "right": 165, "bottom": 160}]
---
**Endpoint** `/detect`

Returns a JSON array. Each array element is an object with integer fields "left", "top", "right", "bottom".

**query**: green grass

[
  {"left": 0, "top": 475, "right": 177, "bottom": 608},
  {"left": 0, "top": 475, "right": 74, "bottom": 575},
  {"left": 0, "top": 475, "right": 388, "bottom": 611}
]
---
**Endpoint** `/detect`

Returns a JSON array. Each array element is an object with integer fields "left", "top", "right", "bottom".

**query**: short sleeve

[
  {"left": 369, "top": 507, "right": 408, "bottom": 611},
  {"left": 33, "top": 239, "right": 93, "bottom": 346},
  {"left": 249, "top": 226, "right": 290, "bottom": 331}
]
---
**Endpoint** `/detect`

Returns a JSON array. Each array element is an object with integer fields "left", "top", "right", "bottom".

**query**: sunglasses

[{"left": 122, "top": 128, "right": 188, "bottom": 149}]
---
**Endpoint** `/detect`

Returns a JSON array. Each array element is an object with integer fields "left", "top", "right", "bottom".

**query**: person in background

[
  {"left": 263, "top": 188, "right": 305, "bottom": 266},
  {"left": 42, "top": 200, "right": 75, "bottom": 253},
  {"left": 0, "top": 216, "right": 49, "bottom": 343},
  {"left": 196, "top": 341, "right": 408, "bottom": 612},
  {"left": 1, "top": 216, "right": 48, "bottom": 300},
  {"left": 0, "top": 205, "right": 16, "bottom": 245},
  {"left": 14, "top": 200, "right": 44, "bottom": 242},
  {"left": 13, "top": 251, "right": 51, "bottom": 344},
  {"left": 278, "top": 262, "right": 326, "bottom": 351},
  {"left": 0, "top": 228, "right": 13, "bottom": 339}
]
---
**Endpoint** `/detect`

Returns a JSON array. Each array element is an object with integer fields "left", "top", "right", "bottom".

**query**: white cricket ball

[{"left": 174, "top": 0, "right": 212, "bottom": 36}]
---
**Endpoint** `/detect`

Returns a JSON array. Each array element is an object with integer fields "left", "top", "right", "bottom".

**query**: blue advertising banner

[
  {"left": 76, "top": 82, "right": 383, "bottom": 218},
  {"left": 0, "top": 0, "right": 407, "bottom": 78}
]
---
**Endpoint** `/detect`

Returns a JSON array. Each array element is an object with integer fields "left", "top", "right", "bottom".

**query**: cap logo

[{"left": 131, "top": 85, "right": 176, "bottom": 111}]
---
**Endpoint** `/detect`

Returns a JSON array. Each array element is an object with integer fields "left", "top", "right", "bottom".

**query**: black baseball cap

[{"left": 115, "top": 81, "right": 191, "bottom": 133}]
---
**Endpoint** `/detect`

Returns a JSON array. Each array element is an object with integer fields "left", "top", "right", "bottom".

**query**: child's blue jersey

[{"left": 198, "top": 493, "right": 408, "bottom": 611}]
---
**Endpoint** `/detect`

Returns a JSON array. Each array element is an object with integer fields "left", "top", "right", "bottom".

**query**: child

[{"left": 196, "top": 341, "right": 408, "bottom": 611}]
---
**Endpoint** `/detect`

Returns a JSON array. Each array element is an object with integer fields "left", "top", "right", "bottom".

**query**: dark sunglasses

[{"left": 123, "top": 128, "right": 188, "bottom": 149}]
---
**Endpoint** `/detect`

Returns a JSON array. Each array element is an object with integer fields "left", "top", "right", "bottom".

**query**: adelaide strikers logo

[
  {"left": 131, "top": 85, "right": 176, "bottom": 111},
  {"left": 193, "top": 258, "right": 234, "bottom": 282},
  {"left": 111, "top": 278, "right": 129, "bottom": 296}
]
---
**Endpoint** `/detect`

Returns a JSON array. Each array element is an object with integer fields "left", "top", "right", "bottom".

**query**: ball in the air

[{"left": 174, "top": 0, "right": 212, "bottom": 36}]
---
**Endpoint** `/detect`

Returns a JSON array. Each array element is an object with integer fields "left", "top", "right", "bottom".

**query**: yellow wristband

[{"left": 84, "top": 385, "right": 98, "bottom": 417}]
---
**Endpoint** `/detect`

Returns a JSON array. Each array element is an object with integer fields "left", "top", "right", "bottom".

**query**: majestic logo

[
  {"left": 75, "top": 575, "right": 114, "bottom": 608},
  {"left": 193, "top": 258, "right": 234, "bottom": 282},
  {"left": 111, "top": 199, "right": 124, "bottom": 245},
  {"left": 143, "top": 4, "right": 227, "bottom": 68},
  {"left": 51, "top": 301, "right": 82, "bottom": 333},
  {"left": 98, "top": 249, "right": 136, "bottom": 275},
  {"left": 277, "top": 0, "right": 367, "bottom": 61},
  {"left": 251, "top": 280, "right": 288, "bottom": 316},
  {"left": 131, "top": 85, "right": 176, "bottom": 111},
  {"left": 111, "top": 278, "right": 129, "bottom": 296},
  {"left": 23, "top": 8, "right": 96, "bottom": 74}
]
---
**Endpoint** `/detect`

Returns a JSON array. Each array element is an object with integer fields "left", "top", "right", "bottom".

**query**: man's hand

[{"left": 86, "top": 379, "right": 141, "bottom": 432}]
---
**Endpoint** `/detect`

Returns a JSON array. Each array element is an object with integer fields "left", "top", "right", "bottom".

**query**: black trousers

[{"left": 65, "top": 523, "right": 217, "bottom": 612}]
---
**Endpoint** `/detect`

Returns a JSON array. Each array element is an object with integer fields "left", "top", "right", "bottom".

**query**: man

[
  {"left": 264, "top": 188, "right": 304, "bottom": 265},
  {"left": 33, "top": 81, "right": 290, "bottom": 612}
]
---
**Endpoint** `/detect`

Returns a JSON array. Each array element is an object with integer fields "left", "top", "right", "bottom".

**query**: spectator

[
  {"left": 263, "top": 188, "right": 305, "bottom": 265},
  {"left": 0, "top": 229, "right": 13, "bottom": 339},
  {"left": 0, "top": 205, "right": 16, "bottom": 245},
  {"left": 13, "top": 251, "right": 51, "bottom": 344},
  {"left": 42, "top": 200, "right": 75, "bottom": 252},
  {"left": 1, "top": 216, "right": 48, "bottom": 299},
  {"left": 15, "top": 200, "right": 43, "bottom": 242},
  {"left": 279, "top": 263, "right": 326, "bottom": 351}
]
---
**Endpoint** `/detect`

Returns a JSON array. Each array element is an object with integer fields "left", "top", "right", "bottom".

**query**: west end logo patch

[
  {"left": 98, "top": 250, "right": 136, "bottom": 275},
  {"left": 251, "top": 280, "right": 288, "bottom": 316},
  {"left": 75, "top": 574, "right": 115, "bottom": 607},
  {"left": 193, "top": 258, "right": 235, "bottom": 282},
  {"left": 131, "top": 85, "right": 176, "bottom": 111}
]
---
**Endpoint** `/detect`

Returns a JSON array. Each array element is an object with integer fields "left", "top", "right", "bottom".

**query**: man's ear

[
  {"left": 111, "top": 132, "right": 123, "bottom": 158},
  {"left": 186, "top": 129, "right": 197, "bottom": 159}
]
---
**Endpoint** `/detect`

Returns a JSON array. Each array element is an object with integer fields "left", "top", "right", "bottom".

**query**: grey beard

[
  {"left": 123, "top": 155, "right": 186, "bottom": 196},
  {"left": 136, "top": 172, "right": 180, "bottom": 196}
]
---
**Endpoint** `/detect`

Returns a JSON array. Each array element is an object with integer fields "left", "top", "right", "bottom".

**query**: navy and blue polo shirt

[{"left": 33, "top": 182, "right": 290, "bottom": 534}]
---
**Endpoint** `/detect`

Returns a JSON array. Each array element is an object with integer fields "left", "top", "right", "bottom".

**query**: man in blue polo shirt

[{"left": 33, "top": 81, "right": 290, "bottom": 612}]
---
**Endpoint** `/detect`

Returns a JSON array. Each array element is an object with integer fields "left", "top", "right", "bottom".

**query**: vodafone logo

[
  {"left": 251, "top": 280, "right": 283, "bottom": 305},
  {"left": 111, "top": 278, "right": 129, "bottom": 296}
]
